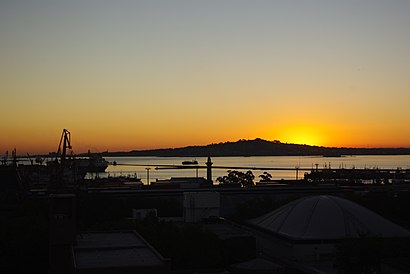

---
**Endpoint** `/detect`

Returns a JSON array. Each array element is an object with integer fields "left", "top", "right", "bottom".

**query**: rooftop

[
  {"left": 73, "top": 231, "right": 169, "bottom": 270},
  {"left": 250, "top": 195, "right": 410, "bottom": 241}
]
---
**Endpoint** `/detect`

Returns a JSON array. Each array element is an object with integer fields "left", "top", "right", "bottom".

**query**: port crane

[
  {"left": 56, "top": 129, "right": 72, "bottom": 166},
  {"left": 50, "top": 129, "right": 73, "bottom": 189}
]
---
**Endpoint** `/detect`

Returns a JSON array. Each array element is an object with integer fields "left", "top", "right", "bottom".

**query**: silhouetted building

[
  {"left": 229, "top": 258, "right": 284, "bottom": 274},
  {"left": 247, "top": 195, "right": 410, "bottom": 273},
  {"left": 73, "top": 231, "right": 170, "bottom": 274},
  {"left": 205, "top": 222, "right": 257, "bottom": 265},
  {"left": 381, "top": 258, "right": 410, "bottom": 274},
  {"left": 184, "top": 192, "right": 220, "bottom": 223},
  {"left": 49, "top": 194, "right": 77, "bottom": 274},
  {"left": 132, "top": 208, "right": 157, "bottom": 221},
  {"left": 48, "top": 194, "right": 170, "bottom": 274},
  {"left": 0, "top": 165, "right": 20, "bottom": 193},
  {"left": 152, "top": 177, "right": 210, "bottom": 188}
]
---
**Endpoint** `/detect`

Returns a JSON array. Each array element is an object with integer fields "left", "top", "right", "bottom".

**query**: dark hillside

[{"left": 103, "top": 138, "right": 410, "bottom": 157}]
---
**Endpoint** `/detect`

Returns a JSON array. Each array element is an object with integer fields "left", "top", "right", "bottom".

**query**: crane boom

[{"left": 56, "top": 129, "right": 72, "bottom": 164}]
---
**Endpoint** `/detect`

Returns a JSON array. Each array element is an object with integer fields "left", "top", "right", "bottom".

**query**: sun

[
  {"left": 288, "top": 134, "right": 320, "bottom": 146},
  {"left": 275, "top": 124, "right": 326, "bottom": 146}
]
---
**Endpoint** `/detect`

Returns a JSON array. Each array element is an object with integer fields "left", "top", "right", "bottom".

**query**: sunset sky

[{"left": 1, "top": 1, "right": 410, "bottom": 154}]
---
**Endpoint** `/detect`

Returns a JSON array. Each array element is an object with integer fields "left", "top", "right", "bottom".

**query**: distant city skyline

[{"left": 1, "top": 1, "right": 410, "bottom": 154}]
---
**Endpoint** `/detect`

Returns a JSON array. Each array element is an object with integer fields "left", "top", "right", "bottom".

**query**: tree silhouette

[
  {"left": 216, "top": 170, "right": 255, "bottom": 187},
  {"left": 259, "top": 172, "right": 272, "bottom": 182}
]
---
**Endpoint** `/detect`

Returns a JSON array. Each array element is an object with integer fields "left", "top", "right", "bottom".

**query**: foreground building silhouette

[
  {"left": 247, "top": 195, "right": 410, "bottom": 273},
  {"left": 49, "top": 194, "right": 170, "bottom": 274},
  {"left": 48, "top": 192, "right": 410, "bottom": 274}
]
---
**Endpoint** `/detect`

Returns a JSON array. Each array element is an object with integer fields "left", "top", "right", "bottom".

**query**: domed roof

[{"left": 250, "top": 195, "right": 410, "bottom": 240}]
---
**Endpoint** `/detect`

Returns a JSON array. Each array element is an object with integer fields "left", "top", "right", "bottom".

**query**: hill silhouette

[{"left": 103, "top": 138, "right": 410, "bottom": 157}]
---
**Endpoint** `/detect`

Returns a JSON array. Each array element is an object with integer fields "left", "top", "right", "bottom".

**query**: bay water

[{"left": 92, "top": 155, "right": 410, "bottom": 184}]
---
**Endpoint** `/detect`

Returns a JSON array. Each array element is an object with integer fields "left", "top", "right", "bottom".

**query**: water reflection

[{"left": 86, "top": 155, "right": 410, "bottom": 184}]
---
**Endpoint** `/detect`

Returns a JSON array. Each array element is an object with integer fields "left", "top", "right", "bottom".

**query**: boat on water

[
  {"left": 15, "top": 129, "right": 109, "bottom": 191},
  {"left": 47, "top": 152, "right": 109, "bottom": 173},
  {"left": 182, "top": 160, "right": 198, "bottom": 165},
  {"left": 45, "top": 130, "right": 108, "bottom": 173},
  {"left": 81, "top": 153, "right": 109, "bottom": 172}
]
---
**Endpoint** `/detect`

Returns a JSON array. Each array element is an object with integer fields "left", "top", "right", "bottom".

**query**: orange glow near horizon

[
  {"left": 272, "top": 124, "right": 328, "bottom": 147},
  {"left": 2, "top": 124, "right": 410, "bottom": 156}
]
